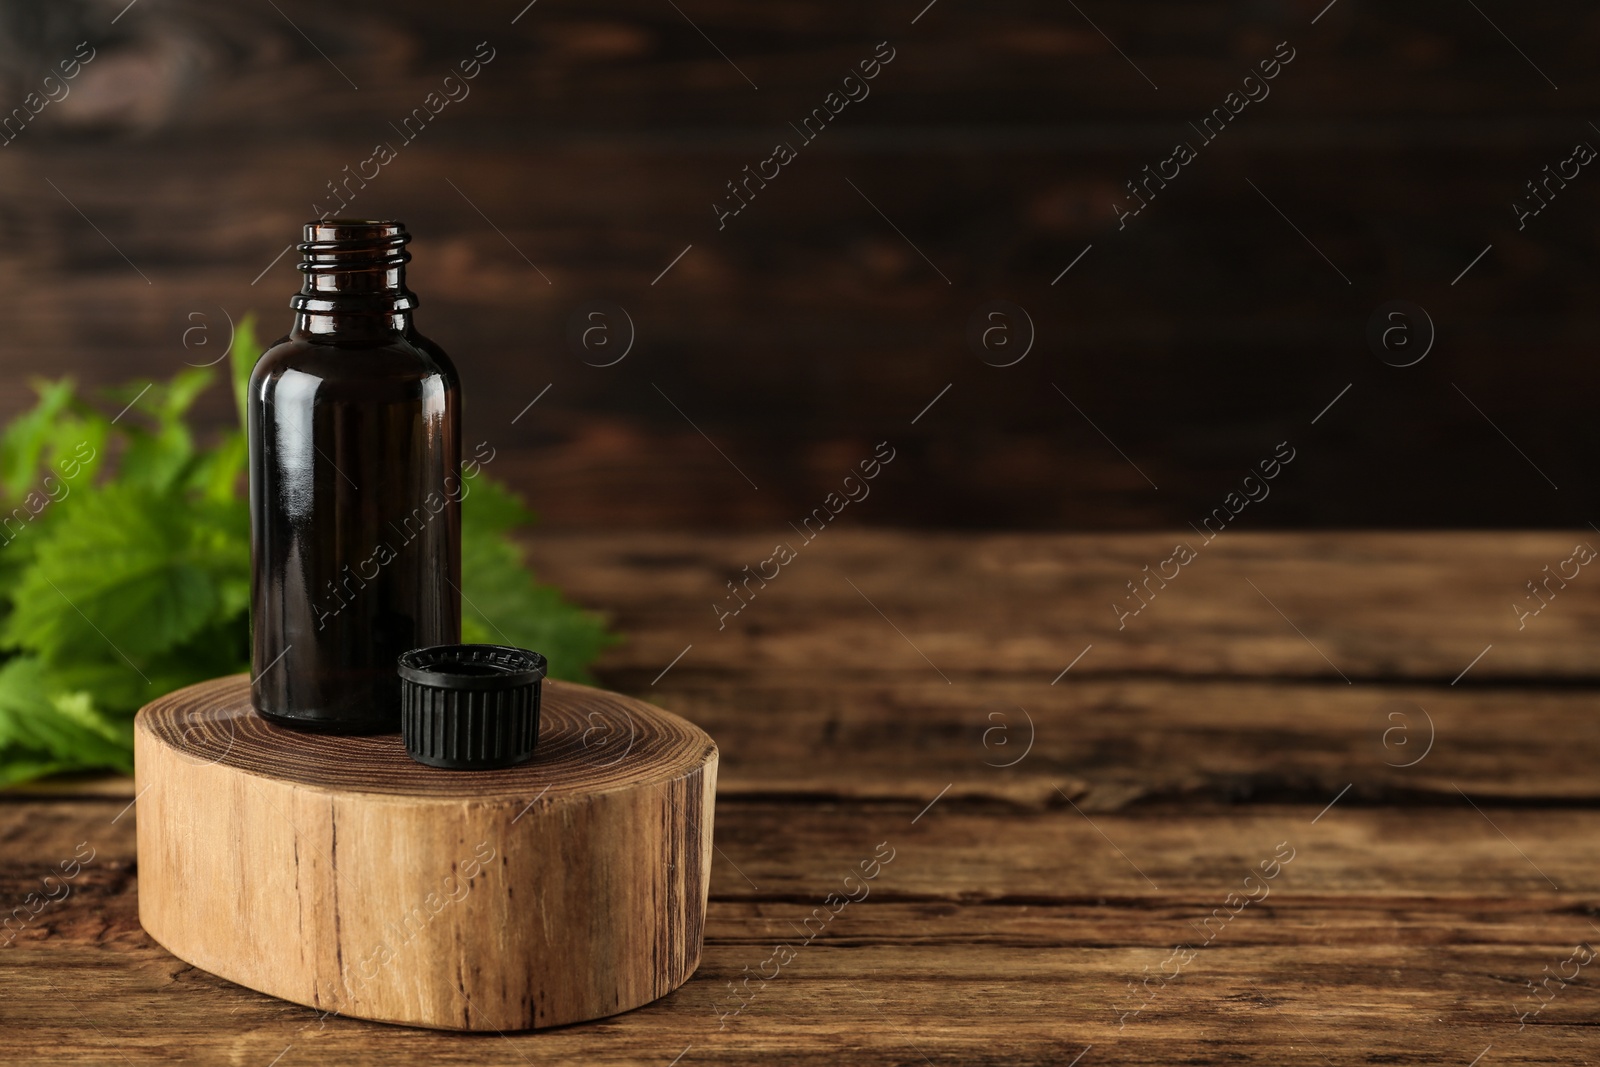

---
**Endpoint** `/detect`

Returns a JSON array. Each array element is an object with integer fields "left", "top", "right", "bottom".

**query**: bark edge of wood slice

[{"left": 133, "top": 674, "right": 717, "bottom": 1031}]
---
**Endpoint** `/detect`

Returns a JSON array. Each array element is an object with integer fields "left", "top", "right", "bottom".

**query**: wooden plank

[
  {"left": 5, "top": 800, "right": 1595, "bottom": 907},
  {"left": 5, "top": 0, "right": 1598, "bottom": 137},
  {"left": 529, "top": 531, "right": 1600, "bottom": 682},
  {"left": 15, "top": 531, "right": 1600, "bottom": 804},
  {"left": 664, "top": 676, "right": 1600, "bottom": 808},
  {"left": 1, "top": 137, "right": 1596, "bottom": 528},
  {"left": 11, "top": 532, "right": 1600, "bottom": 812},
  {"left": 9, "top": 671, "right": 1600, "bottom": 808},
  {"left": 4, "top": 938, "right": 1598, "bottom": 1066},
  {"left": 1, "top": 1, "right": 1597, "bottom": 529},
  {"left": 2, "top": 800, "right": 1596, "bottom": 1064}
]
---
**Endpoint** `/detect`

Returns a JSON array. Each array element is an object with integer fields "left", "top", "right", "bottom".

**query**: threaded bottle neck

[{"left": 291, "top": 219, "right": 419, "bottom": 314}]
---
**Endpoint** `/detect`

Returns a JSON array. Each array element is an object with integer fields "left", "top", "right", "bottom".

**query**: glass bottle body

[{"left": 248, "top": 223, "right": 461, "bottom": 732}]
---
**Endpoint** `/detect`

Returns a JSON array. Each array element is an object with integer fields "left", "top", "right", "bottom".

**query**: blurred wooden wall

[{"left": 0, "top": 0, "right": 1595, "bottom": 529}]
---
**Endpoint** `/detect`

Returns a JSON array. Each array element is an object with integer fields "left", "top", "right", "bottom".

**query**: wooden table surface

[{"left": 5, "top": 531, "right": 1598, "bottom": 1065}]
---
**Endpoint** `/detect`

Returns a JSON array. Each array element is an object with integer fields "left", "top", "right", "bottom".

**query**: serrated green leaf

[
  {"left": 108, "top": 368, "right": 222, "bottom": 493},
  {"left": 117, "top": 423, "right": 194, "bottom": 493},
  {"left": 461, "top": 470, "right": 538, "bottom": 535},
  {"left": 188, "top": 430, "right": 247, "bottom": 504},
  {"left": 460, "top": 481, "right": 614, "bottom": 683},
  {"left": 46, "top": 415, "right": 109, "bottom": 490},
  {"left": 0, "top": 379, "right": 76, "bottom": 499},
  {"left": 156, "top": 367, "right": 215, "bottom": 425},
  {"left": 0, "top": 657, "right": 131, "bottom": 773},
  {"left": 0, "top": 333, "right": 614, "bottom": 787},
  {"left": 38, "top": 613, "right": 249, "bottom": 717},
  {"left": 231, "top": 314, "right": 263, "bottom": 434},
  {"left": 1, "top": 484, "right": 222, "bottom": 662},
  {"left": 105, "top": 367, "right": 214, "bottom": 431}
]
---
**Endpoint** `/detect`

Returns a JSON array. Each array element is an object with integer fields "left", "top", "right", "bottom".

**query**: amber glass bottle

[{"left": 248, "top": 220, "right": 461, "bottom": 732}]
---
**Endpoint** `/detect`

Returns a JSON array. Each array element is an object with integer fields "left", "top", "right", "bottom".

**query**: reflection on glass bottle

[{"left": 248, "top": 220, "right": 461, "bottom": 732}]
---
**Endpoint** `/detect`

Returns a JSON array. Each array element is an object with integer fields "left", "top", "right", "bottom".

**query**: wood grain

[
  {"left": 17, "top": 530, "right": 1600, "bottom": 805},
  {"left": 6, "top": 531, "right": 1600, "bottom": 1063},
  {"left": 0, "top": 2, "right": 1596, "bottom": 528},
  {"left": 4, "top": 798, "right": 1598, "bottom": 1065},
  {"left": 132, "top": 676, "right": 718, "bottom": 1031},
  {"left": 530, "top": 529, "right": 1600, "bottom": 682}
]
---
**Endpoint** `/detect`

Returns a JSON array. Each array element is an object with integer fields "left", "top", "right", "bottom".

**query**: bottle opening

[
  {"left": 293, "top": 218, "right": 418, "bottom": 311},
  {"left": 298, "top": 219, "right": 410, "bottom": 271}
]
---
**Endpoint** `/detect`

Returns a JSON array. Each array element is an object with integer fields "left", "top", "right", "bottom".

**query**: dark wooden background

[{"left": 0, "top": 0, "right": 1595, "bottom": 529}]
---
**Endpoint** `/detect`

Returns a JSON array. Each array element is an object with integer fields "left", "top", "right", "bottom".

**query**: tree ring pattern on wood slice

[{"left": 134, "top": 674, "right": 717, "bottom": 1031}]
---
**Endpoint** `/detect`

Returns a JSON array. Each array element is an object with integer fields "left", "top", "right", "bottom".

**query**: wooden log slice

[{"left": 133, "top": 674, "right": 717, "bottom": 1031}]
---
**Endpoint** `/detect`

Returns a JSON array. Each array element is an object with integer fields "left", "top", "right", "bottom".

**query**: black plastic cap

[{"left": 398, "top": 645, "right": 547, "bottom": 770}]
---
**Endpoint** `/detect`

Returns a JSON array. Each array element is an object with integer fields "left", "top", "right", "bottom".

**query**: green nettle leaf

[
  {"left": 0, "top": 314, "right": 615, "bottom": 785},
  {"left": 0, "top": 657, "right": 131, "bottom": 780},
  {"left": 461, "top": 471, "right": 539, "bottom": 535},
  {"left": 459, "top": 478, "right": 614, "bottom": 684},
  {"left": 2, "top": 484, "right": 223, "bottom": 662},
  {"left": 0, "top": 379, "right": 75, "bottom": 499},
  {"left": 230, "top": 315, "right": 260, "bottom": 431},
  {"left": 112, "top": 367, "right": 217, "bottom": 493},
  {"left": 188, "top": 431, "right": 247, "bottom": 504},
  {"left": 117, "top": 424, "right": 194, "bottom": 493}
]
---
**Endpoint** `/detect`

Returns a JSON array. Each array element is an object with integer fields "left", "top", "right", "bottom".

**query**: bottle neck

[
  {"left": 290, "top": 219, "right": 418, "bottom": 340},
  {"left": 292, "top": 310, "right": 412, "bottom": 339}
]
